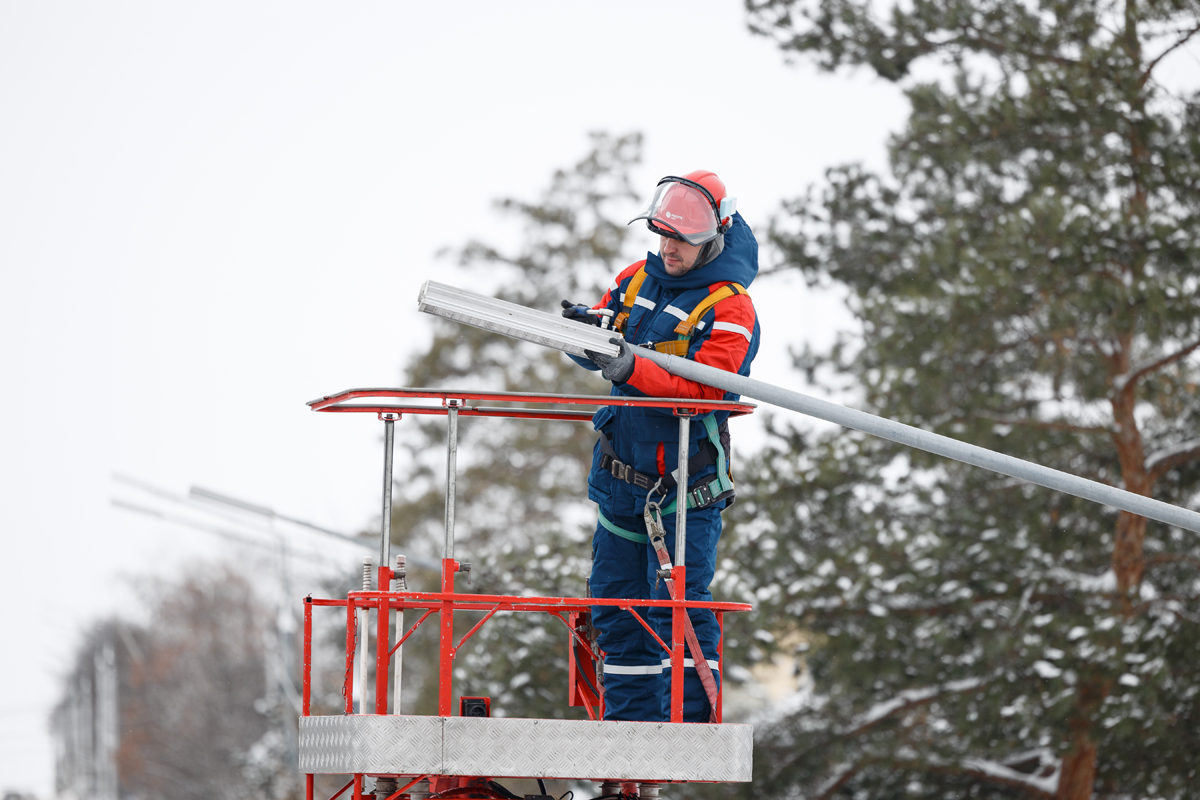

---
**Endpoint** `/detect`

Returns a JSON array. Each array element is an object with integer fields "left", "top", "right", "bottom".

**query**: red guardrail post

[
  {"left": 344, "top": 597, "right": 357, "bottom": 714},
  {"left": 439, "top": 559, "right": 458, "bottom": 716},
  {"left": 669, "top": 564, "right": 686, "bottom": 723},
  {"left": 716, "top": 610, "right": 724, "bottom": 722},
  {"left": 375, "top": 568, "right": 393, "bottom": 714},
  {"left": 303, "top": 597, "right": 313, "bottom": 716}
]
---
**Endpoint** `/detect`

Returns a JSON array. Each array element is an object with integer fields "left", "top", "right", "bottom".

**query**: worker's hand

[
  {"left": 561, "top": 300, "right": 601, "bottom": 326},
  {"left": 585, "top": 337, "right": 636, "bottom": 384}
]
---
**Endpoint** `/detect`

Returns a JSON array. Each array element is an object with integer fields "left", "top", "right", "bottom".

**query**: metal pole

[
  {"left": 675, "top": 415, "right": 690, "bottom": 567},
  {"left": 444, "top": 403, "right": 459, "bottom": 560},
  {"left": 358, "top": 557, "right": 371, "bottom": 713},
  {"left": 639, "top": 350, "right": 1200, "bottom": 535},
  {"left": 415, "top": 283, "right": 1200, "bottom": 533},
  {"left": 393, "top": 555, "right": 406, "bottom": 715},
  {"left": 381, "top": 418, "right": 395, "bottom": 569}
]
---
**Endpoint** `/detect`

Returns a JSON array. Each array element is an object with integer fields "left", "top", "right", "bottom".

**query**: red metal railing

[
  {"left": 302, "top": 562, "right": 752, "bottom": 720},
  {"left": 302, "top": 389, "right": 756, "bottom": 800}
]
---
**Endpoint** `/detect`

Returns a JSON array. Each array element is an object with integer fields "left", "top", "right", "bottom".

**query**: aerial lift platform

[{"left": 299, "top": 388, "right": 757, "bottom": 800}]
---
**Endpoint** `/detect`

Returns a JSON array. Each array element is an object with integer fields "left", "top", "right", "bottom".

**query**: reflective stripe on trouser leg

[
  {"left": 646, "top": 503, "right": 724, "bottom": 723},
  {"left": 590, "top": 518, "right": 666, "bottom": 722}
]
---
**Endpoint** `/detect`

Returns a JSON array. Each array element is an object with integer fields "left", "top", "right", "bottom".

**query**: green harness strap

[
  {"left": 661, "top": 414, "right": 735, "bottom": 514},
  {"left": 596, "top": 416, "right": 735, "bottom": 535},
  {"left": 598, "top": 509, "right": 650, "bottom": 543}
]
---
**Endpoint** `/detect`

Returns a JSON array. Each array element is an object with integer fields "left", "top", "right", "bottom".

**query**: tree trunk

[
  {"left": 1055, "top": 734, "right": 1097, "bottom": 800},
  {"left": 1108, "top": 340, "right": 1150, "bottom": 603}
]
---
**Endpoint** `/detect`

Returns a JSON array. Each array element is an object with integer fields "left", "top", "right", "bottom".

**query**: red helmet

[{"left": 629, "top": 171, "right": 736, "bottom": 246}]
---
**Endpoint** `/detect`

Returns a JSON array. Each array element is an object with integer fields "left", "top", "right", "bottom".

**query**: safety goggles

[{"left": 629, "top": 177, "right": 732, "bottom": 246}]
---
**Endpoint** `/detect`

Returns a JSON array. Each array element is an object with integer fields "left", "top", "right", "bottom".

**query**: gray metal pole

[
  {"left": 414, "top": 282, "right": 1200, "bottom": 534},
  {"left": 381, "top": 418, "right": 395, "bottom": 570},
  {"left": 675, "top": 415, "right": 690, "bottom": 567},
  {"left": 639, "top": 350, "right": 1200, "bottom": 535},
  {"left": 444, "top": 404, "right": 459, "bottom": 560}
]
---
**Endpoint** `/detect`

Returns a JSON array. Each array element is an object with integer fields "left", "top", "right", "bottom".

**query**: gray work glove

[
  {"left": 585, "top": 337, "right": 636, "bottom": 384},
  {"left": 561, "top": 300, "right": 601, "bottom": 326}
]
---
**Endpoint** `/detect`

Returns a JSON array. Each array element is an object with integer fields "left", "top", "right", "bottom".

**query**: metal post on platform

[
  {"left": 393, "top": 554, "right": 406, "bottom": 715},
  {"left": 445, "top": 401, "right": 460, "bottom": 560},
  {"left": 439, "top": 400, "right": 461, "bottom": 718},
  {"left": 438, "top": 558, "right": 456, "bottom": 716},
  {"left": 675, "top": 414, "right": 690, "bottom": 566},
  {"left": 381, "top": 417, "right": 395, "bottom": 569},
  {"left": 670, "top": 411, "right": 692, "bottom": 724},
  {"left": 377, "top": 415, "right": 397, "bottom": 716},
  {"left": 358, "top": 557, "right": 371, "bottom": 713}
]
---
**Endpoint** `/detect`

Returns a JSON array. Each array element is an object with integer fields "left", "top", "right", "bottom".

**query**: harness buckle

[
  {"left": 690, "top": 482, "right": 715, "bottom": 508},
  {"left": 610, "top": 459, "right": 629, "bottom": 482}
]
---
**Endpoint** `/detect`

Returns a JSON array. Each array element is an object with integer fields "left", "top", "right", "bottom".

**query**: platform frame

[{"left": 302, "top": 389, "right": 756, "bottom": 799}]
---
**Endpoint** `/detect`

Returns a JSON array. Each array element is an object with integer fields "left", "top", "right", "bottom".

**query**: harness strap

[
  {"left": 613, "top": 266, "right": 749, "bottom": 356},
  {"left": 597, "top": 431, "right": 717, "bottom": 494},
  {"left": 658, "top": 415, "right": 737, "bottom": 514},
  {"left": 613, "top": 266, "right": 649, "bottom": 334},
  {"left": 673, "top": 282, "right": 746, "bottom": 337},
  {"left": 597, "top": 510, "right": 649, "bottom": 544}
]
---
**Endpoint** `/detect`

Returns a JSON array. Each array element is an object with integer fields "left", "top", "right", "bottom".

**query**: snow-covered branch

[
  {"left": 814, "top": 761, "right": 862, "bottom": 800},
  {"left": 842, "top": 675, "right": 988, "bottom": 737},
  {"left": 1146, "top": 437, "right": 1200, "bottom": 484},
  {"left": 882, "top": 749, "right": 1060, "bottom": 799},
  {"left": 959, "top": 752, "right": 1060, "bottom": 799}
]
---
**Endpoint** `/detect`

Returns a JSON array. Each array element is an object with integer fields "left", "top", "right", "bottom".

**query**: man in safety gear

[{"left": 562, "top": 171, "right": 761, "bottom": 723}]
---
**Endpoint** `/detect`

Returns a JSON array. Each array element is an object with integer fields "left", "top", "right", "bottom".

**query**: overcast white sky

[{"left": 0, "top": 2, "right": 914, "bottom": 793}]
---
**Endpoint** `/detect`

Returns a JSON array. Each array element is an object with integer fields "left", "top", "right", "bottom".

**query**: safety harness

[
  {"left": 596, "top": 415, "right": 735, "bottom": 545},
  {"left": 612, "top": 265, "right": 748, "bottom": 357}
]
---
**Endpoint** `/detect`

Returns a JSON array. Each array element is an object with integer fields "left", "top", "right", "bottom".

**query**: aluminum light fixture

[{"left": 417, "top": 280, "right": 621, "bottom": 359}]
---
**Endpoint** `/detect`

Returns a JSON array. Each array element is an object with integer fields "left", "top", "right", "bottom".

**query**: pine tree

[
  {"left": 387, "top": 132, "right": 644, "bottom": 719},
  {"left": 730, "top": 1, "right": 1200, "bottom": 798}
]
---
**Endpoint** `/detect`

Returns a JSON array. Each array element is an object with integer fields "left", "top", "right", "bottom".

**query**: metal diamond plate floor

[{"left": 299, "top": 715, "right": 752, "bottom": 782}]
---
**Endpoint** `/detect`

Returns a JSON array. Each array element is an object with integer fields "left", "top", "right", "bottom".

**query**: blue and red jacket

[{"left": 574, "top": 212, "right": 761, "bottom": 518}]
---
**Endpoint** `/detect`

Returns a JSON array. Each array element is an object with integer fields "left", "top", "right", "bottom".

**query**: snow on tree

[{"left": 725, "top": 1, "right": 1200, "bottom": 798}]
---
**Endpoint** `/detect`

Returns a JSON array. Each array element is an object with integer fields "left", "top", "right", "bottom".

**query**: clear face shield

[{"left": 629, "top": 179, "right": 722, "bottom": 246}]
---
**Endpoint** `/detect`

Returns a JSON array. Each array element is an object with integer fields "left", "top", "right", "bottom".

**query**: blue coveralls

[{"left": 572, "top": 214, "right": 761, "bottom": 722}]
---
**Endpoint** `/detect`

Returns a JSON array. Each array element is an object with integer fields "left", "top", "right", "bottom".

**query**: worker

[{"left": 562, "top": 171, "right": 760, "bottom": 723}]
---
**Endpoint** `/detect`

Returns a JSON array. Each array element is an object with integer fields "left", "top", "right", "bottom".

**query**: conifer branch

[
  {"left": 970, "top": 410, "right": 1112, "bottom": 436},
  {"left": 1143, "top": 553, "right": 1200, "bottom": 570},
  {"left": 952, "top": 30, "right": 1082, "bottom": 69}
]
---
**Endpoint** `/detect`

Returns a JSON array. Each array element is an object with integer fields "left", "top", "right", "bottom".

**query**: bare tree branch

[
  {"left": 1140, "top": 21, "right": 1200, "bottom": 86},
  {"left": 1120, "top": 336, "right": 1200, "bottom": 390}
]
